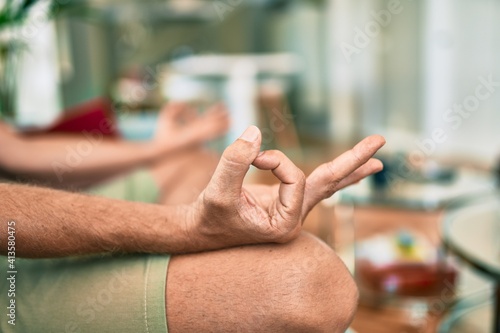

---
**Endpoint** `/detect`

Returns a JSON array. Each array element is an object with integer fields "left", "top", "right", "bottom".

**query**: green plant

[
  {"left": 0, "top": 0, "right": 82, "bottom": 119},
  {"left": 0, "top": 0, "right": 43, "bottom": 29},
  {"left": 0, "top": 0, "right": 79, "bottom": 31}
]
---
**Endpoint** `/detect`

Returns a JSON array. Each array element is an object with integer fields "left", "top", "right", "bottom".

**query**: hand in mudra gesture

[{"left": 187, "top": 126, "right": 385, "bottom": 251}]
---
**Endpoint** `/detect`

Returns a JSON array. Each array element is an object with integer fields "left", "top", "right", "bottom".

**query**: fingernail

[
  {"left": 239, "top": 126, "right": 260, "bottom": 142},
  {"left": 257, "top": 151, "right": 264, "bottom": 157}
]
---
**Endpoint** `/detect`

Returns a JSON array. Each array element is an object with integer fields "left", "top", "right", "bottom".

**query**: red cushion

[{"left": 45, "top": 98, "right": 119, "bottom": 137}]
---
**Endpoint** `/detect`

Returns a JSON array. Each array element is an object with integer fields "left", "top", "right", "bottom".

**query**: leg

[
  {"left": 87, "top": 147, "right": 218, "bottom": 205},
  {"left": 166, "top": 232, "right": 359, "bottom": 333},
  {"left": 149, "top": 147, "right": 219, "bottom": 205},
  {"left": 1, "top": 254, "right": 170, "bottom": 333}
]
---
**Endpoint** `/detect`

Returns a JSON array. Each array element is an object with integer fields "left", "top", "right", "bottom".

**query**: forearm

[
  {"left": 2, "top": 132, "right": 204, "bottom": 184},
  {"left": 1, "top": 134, "right": 162, "bottom": 183},
  {"left": 0, "top": 183, "right": 194, "bottom": 258}
]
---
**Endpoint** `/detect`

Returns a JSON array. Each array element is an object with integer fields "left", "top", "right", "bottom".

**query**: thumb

[{"left": 206, "top": 126, "right": 262, "bottom": 199}]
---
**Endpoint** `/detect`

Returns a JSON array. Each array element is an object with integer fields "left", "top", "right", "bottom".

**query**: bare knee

[
  {"left": 166, "top": 232, "right": 358, "bottom": 333},
  {"left": 269, "top": 232, "right": 358, "bottom": 332}
]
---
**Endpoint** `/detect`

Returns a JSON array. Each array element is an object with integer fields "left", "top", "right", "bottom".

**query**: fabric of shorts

[
  {"left": 88, "top": 168, "right": 160, "bottom": 204},
  {"left": 0, "top": 254, "right": 170, "bottom": 333}
]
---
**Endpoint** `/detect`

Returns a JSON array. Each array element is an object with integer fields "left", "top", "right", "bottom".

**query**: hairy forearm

[{"left": 0, "top": 183, "right": 194, "bottom": 258}]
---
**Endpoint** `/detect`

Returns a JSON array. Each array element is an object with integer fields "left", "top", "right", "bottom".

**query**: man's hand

[
  {"left": 187, "top": 126, "right": 385, "bottom": 251},
  {"left": 152, "top": 102, "right": 229, "bottom": 155}
]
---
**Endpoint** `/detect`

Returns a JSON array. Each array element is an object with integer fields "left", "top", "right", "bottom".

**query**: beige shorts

[
  {"left": 0, "top": 254, "right": 170, "bottom": 332},
  {"left": 88, "top": 169, "right": 160, "bottom": 204}
]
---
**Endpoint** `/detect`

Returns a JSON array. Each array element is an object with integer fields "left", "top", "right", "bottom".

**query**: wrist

[
  {"left": 148, "top": 132, "right": 194, "bottom": 160},
  {"left": 164, "top": 201, "right": 214, "bottom": 253},
  {"left": 117, "top": 202, "right": 202, "bottom": 254},
  {"left": 183, "top": 198, "right": 227, "bottom": 252},
  {"left": 181, "top": 199, "right": 211, "bottom": 252},
  {"left": 177, "top": 202, "right": 201, "bottom": 251},
  {"left": 140, "top": 141, "right": 165, "bottom": 163}
]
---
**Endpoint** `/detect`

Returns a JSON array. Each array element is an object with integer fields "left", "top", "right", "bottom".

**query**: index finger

[{"left": 252, "top": 150, "right": 306, "bottom": 229}]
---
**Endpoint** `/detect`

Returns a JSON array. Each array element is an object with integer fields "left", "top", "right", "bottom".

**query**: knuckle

[
  {"left": 222, "top": 144, "right": 254, "bottom": 167},
  {"left": 350, "top": 147, "right": 363, "bottom": 164},
  {"left": 324, "top": 161, "right": 337, "bottom": 179},
  {"left": 324, "top": 162, "right": 342, "bottom": 189},
  {"left": 219, "top": 155, "right": 247, "bottom": 175}
]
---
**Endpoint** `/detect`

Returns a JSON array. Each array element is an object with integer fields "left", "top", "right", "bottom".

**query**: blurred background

[
  {"left": 3, "top": 0, "right": 500, "bottom": 160},
  {"left": 1, "top": 0, "right": 500, "bottom": 332}
]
